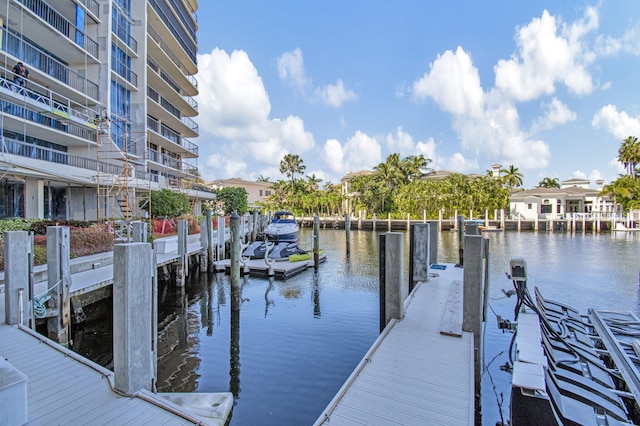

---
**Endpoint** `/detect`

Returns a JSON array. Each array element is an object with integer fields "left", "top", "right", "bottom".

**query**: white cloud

[
  {"left": 277, "top": 48, "right": 310, "bottom": 92},
  {"left": 196, "top": 48, "right": 315, "bottom": 180},
  {"left": 607, "top": 157, "right": 626, "bottom": 176},
  {"left": 445, "top": 153, "right": 479, "bottom": 173},
  {"left": 596, "top": 22, "right": 640, "bottom": 56},
  {"left": 530, "top": 98, "right": 577, "bottom": 133},
  {"left": 322, "top": 131, "right": 382, "bottom": 175},
  {"left": 572, "top": 170, "right": 587, "bottom": 179},
  {"left": 413, "top": 46, "right": 484, "bottom": 117},
  {"left": 592, "top": 105, "right": 640, "bottom": 140},
  {"left": 494, "top": 8, "right": 598, "bottom": 101},
  {"left": 600, "top": 81, "right": 612, "bottom": 90},
  {"left": 315, "top": 79, "right": 357, "bottom": 107}
]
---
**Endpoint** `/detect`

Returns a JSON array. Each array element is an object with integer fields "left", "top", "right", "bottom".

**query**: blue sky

[{"left": 194, "top": 1, "right": 640, "bottom": 188}]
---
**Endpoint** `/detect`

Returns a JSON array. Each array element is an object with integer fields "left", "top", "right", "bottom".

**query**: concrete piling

[
  {"left": 4, "top": 231, "right": 30, "bottom": 326},
  {"left": 313, "top": 216, "right": 320, "bottom": 270},
  {"left": 132, "top": 221, "right": 147, "bottom": 243},
  {"left": 46, "top": 226, "right": 71, "bottom": 346},
  {"left": 427, "top": 220, "right": 439, "bottom": 266},
  {"left": 206, "top": 210, "right": 214, "bottom": 270},
  {"left": 200, "top": 217, "right": 208, "bottom": 272},
  {"left": 379, "top": 232, "right": 405, "bottom": 332},
  {"left": 176, "top": 219, "right": 188, "bottom": 286},
  {"left": 409, "top": 223, "right": 430, "bottom": 292},
  {"left": 113, "top": 242, "right": 154, "bottom": 395}
]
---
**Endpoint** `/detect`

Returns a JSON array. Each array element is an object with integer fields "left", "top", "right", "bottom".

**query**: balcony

[
  {"left": 147, "top": 88, "right": 198, "bottom": 138},
  {"left": 111, "top": 57, "right": 138, "bottom": 87},
  {"left": 148, "top": 59, "right": 197, "bottom": 113},
  {"left": 148, "top": 147, "right": 196, "bottom": 177},
  {"left": 14, "top": 0, "right": 99, "bottom": 59},
  {"left": 147, "top": 26, "right": 198, "bottom": 96},
  {"left": 147, "top": 115, "right": 198, "bottom": 157},
  {"left": 0, "top": 135, "right": 123, "bottom": 176},
  {"left": 112, "top": 4, "right": 138, "bottom": 54},
  {"left": 3, "top": 28, "right": 99, "bottom": 100}
]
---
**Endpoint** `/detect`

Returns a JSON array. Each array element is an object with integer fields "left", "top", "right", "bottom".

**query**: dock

[
  {"left": 213, "top": 253, "right": 327, "bottom": 279},
  {"left": 314, "top": 262, "right": 474, "bottom": 425},
  {"left": 0, "top": 323, "right": 232, "bottom": 425}
]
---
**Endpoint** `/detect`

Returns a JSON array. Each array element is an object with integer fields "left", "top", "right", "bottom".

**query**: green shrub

[{"left": 0, "top": 218, "right": 38, "bottom": 234}]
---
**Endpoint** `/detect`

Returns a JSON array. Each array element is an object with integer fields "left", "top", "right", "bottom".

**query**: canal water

[{"left": 76, "top": 228, "right": 640, "bottom": 425}]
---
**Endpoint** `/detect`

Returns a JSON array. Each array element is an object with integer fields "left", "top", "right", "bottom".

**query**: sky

[{"left": 193, "top": 1, "right": 640, "bottom": 188}]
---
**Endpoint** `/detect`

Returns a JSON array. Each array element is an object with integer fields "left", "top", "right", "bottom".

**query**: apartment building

[{"left": 0, "top": 0, "right": 213, "bottom": 221}]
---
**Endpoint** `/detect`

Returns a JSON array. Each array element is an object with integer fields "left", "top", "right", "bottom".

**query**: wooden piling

[
  {"left": 313, "top": 216, "right": 320, "bottom": 270},
  {"left": 206, "top": 210, "right": 214, "bottom": 270},
  {"left": 379, "top": 233, "right": 405, "bottom": 333},
  {"left": 230, "top": 213, "right": 241, "bottom": 309}
]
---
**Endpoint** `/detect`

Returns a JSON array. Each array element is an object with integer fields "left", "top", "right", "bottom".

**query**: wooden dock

[
  {"left": 314, "top": 263, "right": 474, "bottom": 425},
  {"left": 0, "top": 323, "right": 232, "bottom": 425}
]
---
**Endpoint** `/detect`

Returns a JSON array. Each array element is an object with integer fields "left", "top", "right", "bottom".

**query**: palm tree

[
  {"left": 538, "top": 177, "right": 560, "bottom": 189},
  {"left": 374, "top": 153, "right": 403, "bottom": 190},
  {"left": 305, "top": 174, "right": 322, "bottom": 192},
  {"left": 618, "top": 136, "right": 640, "bottom": 178},
  {"left": 279, "top": 154, "right": 306, "bottom": 185},
  {"left": 399, "top": 154, "right": 432, "bottom": 182},
  {"left": 257, "top": 175, "right": 271, "bottom": 182},
  {"left": 500, "top": 165, "right": 524, "bottom": 190}
]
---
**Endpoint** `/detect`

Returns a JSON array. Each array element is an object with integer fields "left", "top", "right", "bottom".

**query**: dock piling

[
  {"left": 46, "top": 226, "right": 71, "bottom": 346},
  {"left": 409, "top": 223, "right": 430, "bottom": 292},
  {"left": 379, "top": 232, "right": 405, "bottom": 332},
  {"left": 230, "top": 213, "right": 241, "bottom": 307},
  {"left": 313, "top": 216, "right": 320, "bottom": 270},
  {"left": 113, "top": 242, "right": 154, "bottom": 395},
  {"left": 3, "top": 231, "right": 30, "bottom": 326},
  {"left": 132, "top": 221, "right": 147, "bottom": 243}
]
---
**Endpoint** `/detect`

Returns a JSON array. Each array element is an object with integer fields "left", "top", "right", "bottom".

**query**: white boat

[
  {"left": 614, "top": 222, "right": 640, "bottom": 232},
  {"left": 263, "top": 211, "right": 300, "bottom": 242}
]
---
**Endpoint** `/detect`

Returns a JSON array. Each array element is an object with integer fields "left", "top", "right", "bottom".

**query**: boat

[
  {"left": 263, "top": 211, "right": 300, "bottom": 242},
  {"left": 614, "top": 222, "right": 640, "bottom": 232},
  {"left": 242, "top": 240, "right": 306, "bottom": 261}
]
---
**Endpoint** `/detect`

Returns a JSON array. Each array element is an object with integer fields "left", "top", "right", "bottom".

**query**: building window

[
  {"left": 266, "top": 190, "right": 271, "bottom": 196},
  {"left": 259, "top": 190, "right": 263, "bottom": 196},
  {"left": 527, "top": 204, "right": 532, "bottom": 209},
  {"left": 541, "top": 205, "right": 552, "bottom": 213}
]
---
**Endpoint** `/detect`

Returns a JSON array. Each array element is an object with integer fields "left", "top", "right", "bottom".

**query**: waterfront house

[
  {"left": 0, "top": 0, "right": 214, "bottom": 221},
  {"left": 508, "top": 178, "right": 617, "bottom": 220},
  {"left": 207, "top": 178, "right": 273, "bottom": 207}
]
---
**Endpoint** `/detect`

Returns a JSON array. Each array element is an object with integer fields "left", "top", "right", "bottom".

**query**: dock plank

[
  {"left": 440, "top": 279, "right": 463, "bottom": 337},
  {"left": 0, "top": 324, "right": 215, "bottom": 425}
]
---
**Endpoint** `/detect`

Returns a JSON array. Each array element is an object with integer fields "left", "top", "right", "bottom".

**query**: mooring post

[
  {"left": 176, "top": 219, "right": 188, "bottom": 286},
  {"left": 4, "top": 231, "right": 30, "bottom": 326},
  {"left": 427, "top": 220, "right": 439, "bottom": 266},
  {"left": 206, "top": 210, "right": 214, "bottom": 269},
  {"left": 251, "top": 210, "right": 258, "bottom": 242},
  {"left": 217, "top": 216, "right": 226, "bottom": 260},
  {"left": 132, "top": 221, "right": 147, "bottom": 243},
  {"left": 200, "top": 217, "right": 208, "bottom": 272},
  {"left": 409, "top": 223, "right": 430, "bottom": 292},
  {"left": 230, "top": 213, "right": 241, "bottom": 309},
  {"left": 345, "top": 213, "right": 351, "bottom": 251},
  {"left": 387, "top": 212, "right": 392, "bottom": 231},
  {"left": 113, "top": 243, "right": 153, "bottom": 395},
  {"left": 372, "top": 213, "right": 377, "bottom": 231},
  {"left": 46, "top": 226, "right": 71, "bottom": 346},
  {"left": 462, "top": 234, "right": 484, "bottom": 413},
  {"left": 313, "top": 216, "right": 320, "bottom": 270},
  {"left": 379, "top": 233, "right": 405, "bottom": 333},
  {"left": 456, "top": 215, "right": 465, "bottom": 267}
]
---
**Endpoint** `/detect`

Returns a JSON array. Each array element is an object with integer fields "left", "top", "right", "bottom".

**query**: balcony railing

[
  {"left": 0, "top": 136, "right": 123, "bottom": 176},
  {"left": 79, "top": 0, "right": 99, "bottom": 18},
  {"left": 3, "top": 28, "right": 99, "bottom": 99},
  {"left": 16, "top": 0, "right": 99, "bottom": 58},
  {"left": 148, "top": 58, "right": 198, "bottom": 111},
  {"left": 146, "top": 115, "right": 198, "bottom": 155},
  {"left": 111, "top": 58, "right": 138, "bottom": 87},
  {"left": 112, "top": 5, "right": 138, "bottom": 53},
  {"left": 147, "top": 25, "right": 198, "bottom": 92}
]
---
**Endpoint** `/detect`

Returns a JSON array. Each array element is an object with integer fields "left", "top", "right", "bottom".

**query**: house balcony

[
  {"left": 147, "top": 0, "right": 197, "bottom": 74},
  {"left": 1, "top": 28, "right": 100, "bottom": 101},
  {"left": 111, "top": 58, "right": 138, "bottom": 89},
  {"left": 112, "top": 3, "right": 138, "bottom": 56},
  {"left": 2, "top": 0, "right": 100, "bottom": 62},
  {"left": 147, "top": 147, "right": 196, "bottom": 178}
]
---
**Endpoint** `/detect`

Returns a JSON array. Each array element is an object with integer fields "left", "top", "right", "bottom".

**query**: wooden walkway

[
  {"left": 0, "top": 323, "right": 231, "bottom": 425},
  {"left": 314, "top": 263, "right": 474, "bottom": 425}
]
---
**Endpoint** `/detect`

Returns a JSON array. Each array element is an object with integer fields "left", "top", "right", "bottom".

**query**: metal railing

[
  {"left": 0, "top": 65, "right": 100, "bottom": 130},
  {"left": 16, "top": 0, "right": 99, "bottom": 58},
  {"left": 147, "top": 26, "right": 198, "bottom": 92},
  {"left": 3, "top": 28, "right": 99, "bottom": 99},
  {"left": 0, "top": 136, "right": 123, "bottom": 176},
  {"left": 111, "top": 56, "right": 138, "bottom": 87},
  {"left": 79, "top": 0, "right": 99, "bottom": 18},
  {"left": 146, "top": 115, "right": 198, "bottom": 155}
]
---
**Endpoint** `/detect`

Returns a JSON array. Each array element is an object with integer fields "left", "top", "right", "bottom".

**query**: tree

[
  {"left": 142, "top": 189, "right": 190, "bottom": 218},
  {"left": 500, "top": 165, "right": 524, "bottom": 190},
  {"left": 538, "top": 177, "right": 560, "bottom": 189},
  {"left": 279, "top": 154, "right": 306, "bottom": 185},
  {"left": 215, "top": 187, "right": 249, "bottom": 215},
  {"left": 257, "top": 175, "right": 271, "bottom": 182},
  {"left": 618, "top": 136, "right": 640, "bottom": 178}
]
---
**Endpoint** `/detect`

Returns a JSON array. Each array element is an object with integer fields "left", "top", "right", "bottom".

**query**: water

[{"left": 150, "top": 229, "right": 640, "bottom": 425}]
